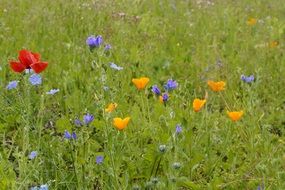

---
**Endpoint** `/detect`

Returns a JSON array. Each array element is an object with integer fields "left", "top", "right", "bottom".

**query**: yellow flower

[
  {"left": 207, "top": 80, "right": 226, "bottom": 92},
  {"left": 247, "top": 18, "right": 257, "bottom": 26},
  {"left": 193, "top": 98, "right": 206, "bottom": 112},
  {"left": 227, "top": 111, "right": 244, "bottom": 122},
  {"left": 269, "top": 41, "right": 279, "bottom": 48},
  {"left": 105, "top": 103, "right": 117, "bottom": 113},
  {"left": 132, "top": 77, "right": 150, "bottom": 90},
  {"left": 113, "top": 117, "right": 131, "bottom": 130}
]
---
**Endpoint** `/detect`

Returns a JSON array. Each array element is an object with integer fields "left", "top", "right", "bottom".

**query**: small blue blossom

[
  {"left": 28, "top": 151, "right": 38, "bottom": 160},
  {"left": 64, "top": 130, "right": 76, "bottom": 140},
  {"left": 83, "top": 113, "right": 94, "bottom": 125},
  {"left": 151, "top": 85, "right": 161, "bottom": 95},
  {"left": 164, "top": 79, "right": 178, "bottom": 91},
  {"left": 175, "top": 124, "right": 182, "bottom": 134},
  {"left": 241, "top": 74, "right": 255, "bottom": 83},
  {"left": 46, "top": 89, "right": 60, "bottom": 95},
  {"left": 96, "top": 155, "right": 104, "bottom": 164},
  {"left": 86, "top": 35, "right": 103, "bottom": 49},
  {"left": 71, "top": 132, "right": 77, "bottom": 140},
  {"left": 74, "top": 119, "right": 83, "bottom": 127},
  {"left": 6, "top": 81, "right": 19, "bottom": 90},
  {"left": 39, "top": 184, "right": 48, "bottom": 190},
  {"left": 162, "top": 93, "right": 169, "bottom": 102},
  {"left": 104, "top": 44, "right": 112, "bottom": 51},
  {"left": 110, "top": 62, "right": 123, "bottom": 70},
  {"left": 29, "top": 74, "right": 42, "bottom": 86}
]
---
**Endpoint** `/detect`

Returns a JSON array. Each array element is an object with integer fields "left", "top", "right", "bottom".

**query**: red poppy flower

[{"left": 9, "top": 49, "right": 48, "bottom": 73}]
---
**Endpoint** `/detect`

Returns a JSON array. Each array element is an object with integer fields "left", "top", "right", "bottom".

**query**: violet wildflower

[
  {"left": 83, "top": 113, "right": 94, "bottom": 125},
  {"left": 86, "top": 35, "right": 103, "bottom": 49},
  {"left": 164, "top": 79, "right": 178, "bottom": 91},
  {"left": 151, "top": 85, "right": 161, "bottom": 95},
  {"left": 46, "top": 89, "right": 60, "bottom": 95},
  {"left": 96, "top": 155, "right": 104, "bottom": 164},
  {"left": 6, "top": 81, "right": 18, "bottom": 90},
  {"left": 64, "top": 130, "right": 76, "bottom": 140},
  {"left": 110, "top": 62, "right": 123, "bottom": 70},
  {"left": 161, "top": 93, "right": 169, "bottom": 102},
  {"left": 175, "top": 124, "right": 182, "bottom": 134},
  {"left": 241, "top": 74, "right": 255, "bottom": 83},
  {"left": 71, "top": 132, "right": 77, "bottom": 140},
  {"left": 74, "top": 119, "right": 83, "bottom": 127},
  {"left": 104, "top": 44, "right": 112, "bottom": 51},
  {"left": 29, "top": 74, "right": 42, "bottom": 86},
  {"left": 28, "top": 151, "right": 38, "bottom": 160}
]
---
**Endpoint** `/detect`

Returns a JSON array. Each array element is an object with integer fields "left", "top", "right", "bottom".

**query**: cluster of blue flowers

[{"left": 151, "top": 79, "right": 178, "bottom": 103}]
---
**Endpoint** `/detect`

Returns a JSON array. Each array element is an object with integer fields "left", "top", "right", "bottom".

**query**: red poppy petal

[
  {"left": 10, "top": 61, "right": 26, "bottom": 73},
  {"left": 18, "top": 49, "right": 36, "bottom": 67},
  {"left": 32, "top": 52, "right": 41, "bottom": 62},
  {"left": 31, "top": 62, "right": 48, "bottom": 73}
]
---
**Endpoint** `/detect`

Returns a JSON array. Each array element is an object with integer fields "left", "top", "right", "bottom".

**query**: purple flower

[
  {"left": 46, "top": 89, "right": 60, "bottom": 95},
  {"left": 29, "top": 74, "right": 42, "bottom": 86},
  {"left": 175, "top": 124, "right": 182, "bottom": 134},
  {"left": 96, "top": 155, "right": 104, "bottom": 164},
  {"left": 241, "top": 74, "right": 254, "bottom": 83},
  {"left": 83, "top": 113, "right": 94, "bottom": 125},
  {"left": 164, "top": 79, "right": 178, "bottom": 91},
  {"left": 31, "top": 184, "right": 48, "bottom": 190},
  {"left": 161, "top": 93, "right": 169, "bottom": 102},
  {"left": 28, "top": 151, "right": 38, "bottom": 160},
  {"left": 105, "top": 44, "right": 112, "bottom": 51},
  {"left": 110, "top": 62, "right": 123, "bottom": 70},
  {"left": 64, "top": 130, "right": 76, "bottom": 140},
  {"left": 71, "top": 132, "right": 77, "bottom": 139},
  {"left": 86, "top": 35, "right": 103, "bottom": 49},
  {"left": 6, "top": 80, "right": 18, "bottom": 90},
  {"left": 74, "top": 119, "right": 83, "bottom": 127},
  {"left": 151, "top": 85, "right": 161, "bottom": 95}
]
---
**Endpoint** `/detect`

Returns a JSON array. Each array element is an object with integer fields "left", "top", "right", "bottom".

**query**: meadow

[{"left": 0, "top": 0, "right": 284, "bottom": 189}]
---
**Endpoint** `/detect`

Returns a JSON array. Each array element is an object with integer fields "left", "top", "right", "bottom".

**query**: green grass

[{"left": 0, "top": 0, "right": 284, "bottom": 189}]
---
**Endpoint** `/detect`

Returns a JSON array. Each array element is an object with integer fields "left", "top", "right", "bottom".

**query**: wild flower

[
  {"left": 74, "top": 119, "right": 83, "bottom": 127},
  {"left": 175, "top": 124, "right": 182, "bottom": 134},
  {"left": 9, "top": 49, "right": 48, "bottom": 73},
  {"left": 269, "top": 40, "right": 279, "bottom": 48},
  {"left": 159, "top": 145, "right": 166, "bottom": 153},
  {"left": 28, "top": 151, "right": 38, "bottom": 160},
  {"left": 30, "top": 184, "right": 48, "bottom": 190},
  {"left": 151, "top": 85, "right": 161, "bottom": 95},
  {"left": 159, "top": 93, "right": 169, "bottom": 103},
  {"left": 6, "top": 81, "right": 18, "bottom": 90},
  {"left": 83, "top": 113, "right": 94, "bottom": 125},
  {"left": 96, "top": 155, "right": 104, "bottom": 164},
  {"left": 207, "top": 80, "right": 226, "bottom": 91},
  {"left": 86, "top": 35, "right": 103, "bottom": 49},
  {"left": 193, "top": 98, "right": 206, "bottom": 112},
  {"left": 247, "top": 18, "right": 257, "bottom": 26},
  {"left": 227, "top": 111, "right": 244, "bottom": 122},
  {"left": 164, "top": 79, "right": 178, "bottom": 91},
  {"left": 105, "top": 103, "right": 117, "bottom": 113},
  {"left": 172, "top": 162, "right": 181, "bottom": 169},
  {"left": 113, "top": 117, "right": 130, "bottom": 130},
  {"left": 64, "top": 130, "right": 77, "bottom": 140},
  {"left": 241, "top": 75, "right": 254, "bottom": 83},
  {"left": 110, "top": 62, "right": 123, "bottom": 70},
  {"left": 46, "top": 89, "right": 60, "bottom": 95},
  {"left": 29, "top": 74, "right": 42, "bottom": 86},
  {"left": 104, "top": 44, "right": 112, "bottom": 51},
  {"left": 132, "top": 77, "right": 150, "bottom": 90}
]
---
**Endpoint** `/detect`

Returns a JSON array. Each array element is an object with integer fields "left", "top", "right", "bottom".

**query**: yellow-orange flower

[
  {"left": 193, "top": 98, "right": 206, "bottom": 112},
  {"left": 113, "top": 117, "right": 131, "bottom": 130},
  {"left": 247, "top": 18, "right": 257, "bottom": 26},
  {"left": 207, "top": 80, "right": 226, "bottom": 92},
  {"left": 269, "top": 41, "right": 279, "bottom": 48},
  {"left": 105, "top": 103, "right": 117, "bottom": 113},
  {"left": 227, "top": 111, "right": 244, "bottom": 122},
  {"left": 132, "top": 77, "right": 150, "bottom": 90}
]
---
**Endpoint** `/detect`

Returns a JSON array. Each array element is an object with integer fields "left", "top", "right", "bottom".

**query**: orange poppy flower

[
  {"left": 227, "top": 111, "right": 244, "bottom": 122},
  {"left": 193, "top": 98, "right": 206, "bottom": 112},
  {"left": 105, "top": 103, "right": 117, "bottom": 113},
  {"left": 207, "top": 80, "right": 226, "bottom": 92},
  {"left": 113, "top": 117, "right": 131, "bottom": 130},
  {"left": 247, "top": 18, "right": 257, "bottom": 26},
  {"left": 269, "top": 41, "right": 279, "bottom": 48},
  {"left": 132, "top": 77, "right": 150, "bottom": 90}
]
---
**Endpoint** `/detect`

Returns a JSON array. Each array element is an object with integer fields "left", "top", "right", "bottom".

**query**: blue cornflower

[
  {"left": 241, "top": 74, "right": 254, "bottom": 83},
  {"left": 29, "top": 74, "right": 42, "bottom": 86},
  {"left": 96, "top": 155, "right": 104, "bottom": 164},
  {"left": 151, "top": 85, "right": 161, "bottom": 95},
  {"left": 83, "top": 113, "right": 94, "bottom": 125},
  {"left": 74, "top": 119, "right": 83, "bottom": 127},
  {"left": 164, "top": 79, "right": 178, "bottom": 91},
  {"left": 28, "top": 151, "right": 38, "bottom": 160},
  {"left": 161, "top": 93, "right": 169, "bottom": 102},
  {"left": 6, "top": 81, "right": 19, "bottom": 90},
  {"left": 109, "top": 62, "right": 123, "bottom": 70},
  {"left": 64, "top": 130, "right": 76, "bottom": 140},
  {"left": 86, "top": 35, "right": 103, "bottom": 49},
  {"left": 104, "top": 44, "right": 112, "bottom": 51},
  {"left": 175, "top": 124, "right": 182, "bottom": 134},
  {"left": 46, "top": 89, "right": 60, "bottom": 95}
]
